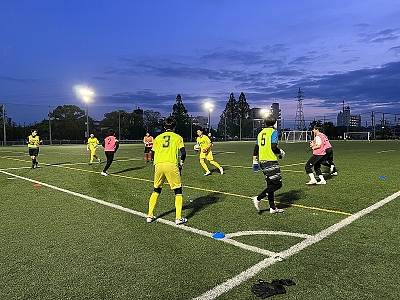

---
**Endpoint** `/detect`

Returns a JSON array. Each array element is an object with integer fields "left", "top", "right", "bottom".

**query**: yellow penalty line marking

[
  {"left": 377, "top": 150, "right": 395, "bottom": 153},
  {"left": 1, "top": 156, "right": 351, "bottom": 216}
]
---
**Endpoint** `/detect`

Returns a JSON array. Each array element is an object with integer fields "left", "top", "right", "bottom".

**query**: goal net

[
  {"left": 281, "top": 131, "right": 312, "bottom": 143},
  {"left": 344, "top": 132, "right": 371, "bottom": 141}
]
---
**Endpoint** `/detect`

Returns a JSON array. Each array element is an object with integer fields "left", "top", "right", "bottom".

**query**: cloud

[
  {"left": 358, "top": 28, "right": 400, "bottom": 43},
  {"left": 0, "top": 76, "right": 38, "bottom": 83}
]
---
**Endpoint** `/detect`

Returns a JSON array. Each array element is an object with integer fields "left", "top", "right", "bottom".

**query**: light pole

[
  {"left": 76, "top": 86, "right": 94, "bottom": 139},
  {"left": 48, "top": 106, "right": 52, "bottom": 145},
  {"left": 204, "top": 102, "right": 213, "bottom": 132}
]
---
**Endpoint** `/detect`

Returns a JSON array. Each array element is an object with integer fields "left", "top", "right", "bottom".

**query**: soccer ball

[{"left": 194, "top": 144, "right": 200, "bottom": 152}]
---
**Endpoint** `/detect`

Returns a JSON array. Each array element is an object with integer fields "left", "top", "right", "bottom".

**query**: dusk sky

[{"left": 1, "top": 0, "right": 400, "bottom": 128}]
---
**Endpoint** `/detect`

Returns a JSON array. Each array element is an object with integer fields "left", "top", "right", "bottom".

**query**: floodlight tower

[{"left": 295, "top": 87, "right": 305, "bottom": 130}]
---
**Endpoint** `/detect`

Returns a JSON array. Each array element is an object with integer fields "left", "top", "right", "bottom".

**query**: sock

[
  {"left": 145, "top": 153, "right": 149, "bottom": 161},
  {"left": 308, "top": 173, "right": 316, "bottom": 181},
  {"left": 148, "top": 192, "right": 159, "bottom": 217},
  {"left": 319, "top": 175, "right": 325, "bottom": 181},
  {"left": 175, "top": 194, "right": 183, "bottom": 219},
  {"left": 200, "top": 160, "right": 209, "bottom": 172}
]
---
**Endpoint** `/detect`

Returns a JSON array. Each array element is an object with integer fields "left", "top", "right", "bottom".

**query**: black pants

[
  {"left": 321, "top": 147, "right": 337, "bottom": 172},
  {"left": 103, "top": 151, "right": 115, "bottom": 172},
  {"left": 305, "top": 155, "right": 324, "bottom": 176},
  {"left": 258, "top": 161, "right": 283, "bottom": 209}
]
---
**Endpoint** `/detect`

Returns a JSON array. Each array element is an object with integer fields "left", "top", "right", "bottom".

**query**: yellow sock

[
  {"left": 210, "top": 160, "right": 221, "bottom": 170},
  {"left": 148, "top": 192, "right": 159, "bottom": 217},
  {"left": 200, "top": 160, "right": 209, "bottom": 172},
  {"left": 175, "top": 194, "right": 183, "bottom": 219}
]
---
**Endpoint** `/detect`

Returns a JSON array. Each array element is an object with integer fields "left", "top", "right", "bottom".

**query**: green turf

[{"left": 1, "top": 140, "right": 399, "bottom": 299}]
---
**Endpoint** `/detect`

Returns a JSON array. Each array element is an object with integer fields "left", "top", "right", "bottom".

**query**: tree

[
  {"left": 51, "top": 105, "right": 86, "bottom": 139},
  {"left": 237, "top": 92, "right": 251, "bottom": 138},
  {"left": 143, "top": 110, "right": 164, "bottom": 134},
  {"left": 218, "top": 93, "right": 239, "bottom": 138},
  {"left": 100, "top": 110, "right": 145, "bottom": 139},
  {"left": 171, "top": 94, "right": 190, "bottom": 138},
  {"left": 322, "top": 122, "right": 339, "bottom": 139},
  {"left": 308, "top": 120, "right": 323, "bottom": 130}
]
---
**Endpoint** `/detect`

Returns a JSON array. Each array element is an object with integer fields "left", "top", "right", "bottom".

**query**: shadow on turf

[
  {"left": 156, "top": 193, "right": 220, "bottom": 220},
  {"left": 112, "top": 166, "right": 145, "bottom": 174},
  {"left": 259, "top": 189, "right": 302, "bottom": 214}
]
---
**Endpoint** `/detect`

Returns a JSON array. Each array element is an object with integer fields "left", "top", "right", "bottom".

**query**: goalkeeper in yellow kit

[
  {"left": 87, "top": 133, "right": 101, "bottom": 165},
  {"left": 196, "top": 129, "right": 224, "bottom": 176}
]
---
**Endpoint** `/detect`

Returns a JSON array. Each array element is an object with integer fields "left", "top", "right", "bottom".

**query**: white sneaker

[
  {"left": 317, "top": 180, "right": 327, "bottom": 185},
  {"left": 101, "top": 171, "right": 108, "bottom": 176},
  {"left": 146, "top": 216, "right": 156, "bottom": 223},
  {"left": 270, "top": 207, "right": 284, "bottom": 214},
  {"left": 204, "top": 171, "right": 211, "bottom": 176},
  {"left": 220, "top": 168, "right": 224, "bottom": 175},
  {"left": 175, "top": 218, "right": 188, "bottom": 225},
  {"left": 306, "top": 180, "right": 317, "bottom": 185},
  {"left": 331, "top": 172, "right": 338, "bottom": 176},
  {"left": 252, "top": 196, "right": 261, "bottom": 212}
]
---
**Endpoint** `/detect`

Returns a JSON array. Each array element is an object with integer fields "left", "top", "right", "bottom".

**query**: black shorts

[
  {"left": 29, "top": 148, "right": 39, "bottom": 157},
  {"left": 260, "top": 161, "right": 282, "bottom": 184},
  {"left": 144, "top": 147, "right": 152, "bottom": 153}
]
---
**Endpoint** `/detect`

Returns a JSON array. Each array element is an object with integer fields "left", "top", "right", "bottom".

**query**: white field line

[
  {"left": 0, "top": 169, "right": 280, "bottom": 256},
  {"left": 192, "top": 190, "right": 400, "bottom": 300}
]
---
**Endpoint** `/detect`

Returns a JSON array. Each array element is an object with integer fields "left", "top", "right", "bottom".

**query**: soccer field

[{"left": 1, "top": 141, "right": 399, "bottom": 299}]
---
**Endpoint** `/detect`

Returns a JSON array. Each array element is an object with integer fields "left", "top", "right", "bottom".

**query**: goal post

[
  {"left": 281, "top": 130, "right": 312, "bottom": 143},
  {"left": 344, "top": 132, "right": 371, "bottom": 141}
]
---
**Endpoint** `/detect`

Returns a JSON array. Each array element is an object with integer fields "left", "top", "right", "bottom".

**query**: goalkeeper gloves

[
  {"left": 279, "top": 149, "right": 285, "bottom": 159},
  {"left": 252, "top": 160, "right": 260, "bottom": 172}
]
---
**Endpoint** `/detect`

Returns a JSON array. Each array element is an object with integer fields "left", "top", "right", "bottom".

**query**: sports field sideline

[{"left": 1, "top": 140, "right": 399, "bottom": 299}]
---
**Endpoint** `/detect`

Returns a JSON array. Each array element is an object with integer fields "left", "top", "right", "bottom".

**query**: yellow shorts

[
  {"left": 153, "top": 162, "right": 182, "bottom": 190},
  {"left": 199, "top": 150, "right": 214, "bottom": 160}
]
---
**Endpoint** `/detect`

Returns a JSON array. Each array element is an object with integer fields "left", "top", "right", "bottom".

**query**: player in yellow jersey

[
  {"left": 196, "top": 129, "right": 223, "bottom": 176},
  {"left": 146, "top": 117, "right": 188, "bottom": 225},
  {"left": 27, "top": 129, "right": 43, "bottom": 169},
  {"left": 87, "top": 133, "right": 101, "bottom": 165},
  {"left": 251, "top": 114, "right": 285, "bottom": 214}
]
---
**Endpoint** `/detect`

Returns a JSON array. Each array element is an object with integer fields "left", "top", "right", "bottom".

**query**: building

[{"left": 337, "top": 106, "right": 361, "bottom": 128}]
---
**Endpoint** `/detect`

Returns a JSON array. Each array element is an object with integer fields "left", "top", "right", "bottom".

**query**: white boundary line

[{"left": 192, "top": 190, "right": 400, "bottom": 300}]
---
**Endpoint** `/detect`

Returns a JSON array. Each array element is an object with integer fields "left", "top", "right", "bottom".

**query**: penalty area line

[{"left": 192, "top": 189, "right": 400, "bottom": 300}]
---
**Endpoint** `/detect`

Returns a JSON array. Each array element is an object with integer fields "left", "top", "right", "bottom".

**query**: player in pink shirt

[
  {"left": 305, "top": 126, "right": 327, "bottom": 185},
  {"left": 101, "top": 129, "right": 119, "bottom": 176}
]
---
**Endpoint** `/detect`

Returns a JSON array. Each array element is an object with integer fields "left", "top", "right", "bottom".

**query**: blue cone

[
  {"left": 380, "top": 175, "right": 386, "bottom": 179},
  {"left": 212, "top": 232, "right": 225, "bottom": 239}
]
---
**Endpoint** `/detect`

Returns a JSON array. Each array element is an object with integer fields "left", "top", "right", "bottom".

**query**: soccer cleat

[
  {"left": 146, "top": 216, "right": 156, "bottom": 223},
  {"left": 306, "top": 180, "right": 317, "bottom": 185},
  {"left": 31, "top": 165, "right": 35, "bottom": 169},
  {"left": 220, "top": 168, "right": 224, "bottom": 175},
  {"left": 98, "top": 159, "right": 101, "bottom": 164},
  {"left": 101, "top": 171, "right": 108, "bottom": 176},
  {"left": 252, "top": 196, "right": 261, "bottom": 212},
  {"left": 204, "top": 171, "right": 211, "bottom": 176},
  {"left": 88, "top": 162, "right": 92, "bottom": 165},
  {"left": 317, "top": 180, "right": 327, "bottom": 185},
  {"left": 270, "top": 207, "right": 284, "bottom": 214},
  {"left": 331, "top": 172, "right": 337, "bottom": 176},
  {"left": 175, "top": 217, "right": 188, "bottom": 225}
]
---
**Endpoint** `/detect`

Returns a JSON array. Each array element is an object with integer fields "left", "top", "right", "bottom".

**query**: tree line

[{"left": 1, "top": 95, "right": 372, "bottom": 142}]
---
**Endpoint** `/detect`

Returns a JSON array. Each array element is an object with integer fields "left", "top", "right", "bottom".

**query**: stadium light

[
  {"left": 204, "top": 102, "right": 213, "bottom": 131},
  {"left": 75, "top": 86, "right": 94, "bottom": 138}
]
